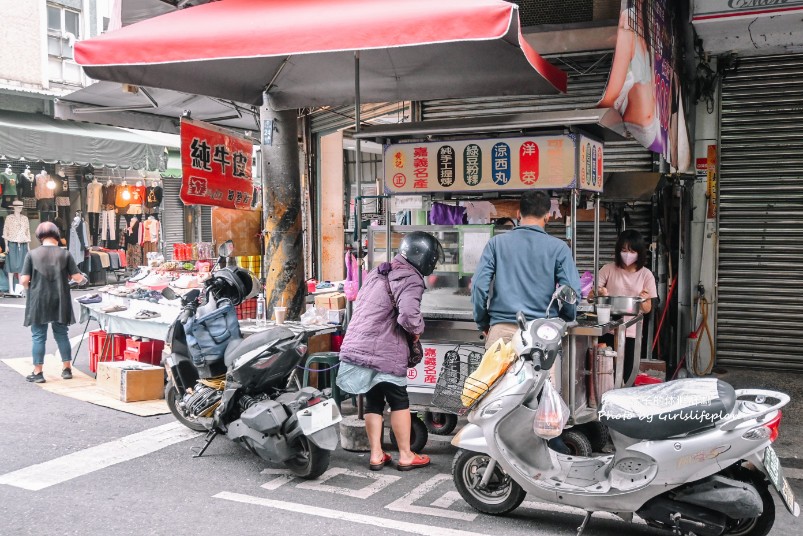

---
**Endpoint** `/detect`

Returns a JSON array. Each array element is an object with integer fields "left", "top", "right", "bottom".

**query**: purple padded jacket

[{"left": 338, "top": 255, "right": 425, "bottom": 377}]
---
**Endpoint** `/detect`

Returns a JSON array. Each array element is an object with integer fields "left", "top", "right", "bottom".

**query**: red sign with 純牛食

[{"left": 180, "top": 118, "right": 259, "bottom": 210}]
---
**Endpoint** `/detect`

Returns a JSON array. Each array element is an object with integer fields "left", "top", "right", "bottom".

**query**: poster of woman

[{"left": 599, "top": 0, "right": 691, "bottom": 173}]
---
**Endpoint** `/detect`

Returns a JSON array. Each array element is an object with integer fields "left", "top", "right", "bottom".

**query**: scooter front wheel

[
  {"left": 165, "top": 381, "right": 207, "bottom": 432},
  {"left": 452, "top": 449, "right": 526, "bottom": 515}
]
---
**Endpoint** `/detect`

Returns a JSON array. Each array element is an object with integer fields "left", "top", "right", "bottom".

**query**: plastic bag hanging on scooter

[{"left": 533, "top": 380, "right": 569, "bottom": 439}]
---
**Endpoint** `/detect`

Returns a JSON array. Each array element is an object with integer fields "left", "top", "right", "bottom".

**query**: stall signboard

[
  {"left": 384, "top": 134, "right": 578, "bottom": 194},
  {"left": 180, "top": 118, "right": 259, "bottom": 210},
  {"left": 578, "top": 134, "right": 604, "bottom": 192},
  {"left": 407, "top": 343, "right": 485, "bottom": 388}
]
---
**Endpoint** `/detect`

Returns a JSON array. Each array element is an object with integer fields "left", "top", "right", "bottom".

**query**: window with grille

[
  {"left": 512, "top": 0, "right": 594, "bottom": 26},
  {"left": 47, "top": 4, "right": 83, "bottom": 85}
]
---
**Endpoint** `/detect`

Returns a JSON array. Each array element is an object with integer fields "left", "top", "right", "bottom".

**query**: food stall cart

[{"left": 356, "top": 111, "right": 642, "bottom": 451}]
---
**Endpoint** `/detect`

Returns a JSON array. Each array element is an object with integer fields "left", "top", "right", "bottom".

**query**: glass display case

[{"left": 366, "top": 225, "right": 461, "bottom": 273}]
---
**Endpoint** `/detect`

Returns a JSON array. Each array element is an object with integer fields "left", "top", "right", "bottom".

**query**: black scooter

[{"left": 162, "top": 268, "right": 340, "bottom": 479}]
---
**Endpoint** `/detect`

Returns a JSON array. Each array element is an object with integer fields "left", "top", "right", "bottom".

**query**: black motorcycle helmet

[
  {"left": 209, "top": 267, "right": 261, "bottom": 305},
  {"left": 398, "top": 231, "right": 444, "bottom": 276}
]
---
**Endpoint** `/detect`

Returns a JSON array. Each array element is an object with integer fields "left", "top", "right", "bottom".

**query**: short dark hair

[
  {"left": 35, "top": 221, "right": 61, "bottom": 242},
  {"left": 520, "top": 191, "right": 551, "bottom": 219},
  {"left": 615, "top": 229, "right": 648, "bottom": 270}
]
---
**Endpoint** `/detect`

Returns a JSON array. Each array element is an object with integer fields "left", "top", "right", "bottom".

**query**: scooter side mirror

[
  {"left": 516, "top": 311, "right": 527, "bottom": 331},
  {"left": 182, "top": 288, "right": 201, "bottom": 306},
  {"left": 161, "top": 287, "right": 178, "bottom": 301}
]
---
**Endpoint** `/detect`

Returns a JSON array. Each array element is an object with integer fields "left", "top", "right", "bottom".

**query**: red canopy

[{"left": 76, "top": 0, "right": 566, "bottom": 108}]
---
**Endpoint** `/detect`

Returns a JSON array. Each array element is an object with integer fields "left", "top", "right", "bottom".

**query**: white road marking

[
  {"left": 214, "top": 492, "right": 492, "bottom": 536},
  {"left": 0, "top": 422, "right": 199, "bottom": 491},
  {"left": 430, "top": 490, "right": 462, "bottom": 509},
  {"left": 520, "top": 501, "right": 647, "bottom": 525},
  {"left": 296, "top": 467, "right": 401, "bottom": 499},
  {"left": 260, "top": 468, "right": 296, "bottom": 490},
  {"left": 785, "top": 467, "right": 803, "bottom": 480},
  {"left": 0, "top": 303, "right": 25, "bottom": 309},
  {"left": 386, "top": 473, "right": 477, "bottom": 522}
]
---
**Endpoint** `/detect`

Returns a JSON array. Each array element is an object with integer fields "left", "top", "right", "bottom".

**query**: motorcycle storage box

[{"left": 240, "top": 399, "right": 289, "bottom": 435}]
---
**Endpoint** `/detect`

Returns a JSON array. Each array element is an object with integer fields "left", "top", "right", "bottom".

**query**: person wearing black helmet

[
  {"left": 472, "top": 191, "right": 581, "bottom": 348},
  {"left": 337, "top": 231, "right": 442, "bottom": 471}
]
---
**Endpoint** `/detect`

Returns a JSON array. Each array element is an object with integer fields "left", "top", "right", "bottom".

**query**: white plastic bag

[
  {"left": 533, "top": 379, "right": 570, "bottom": 439},
  {"left": 300, "top": 306, "right": 328, "bottom": 326}
]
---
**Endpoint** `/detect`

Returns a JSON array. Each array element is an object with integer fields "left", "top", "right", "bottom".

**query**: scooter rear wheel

[
  {"left": 286, "top": 436, "right": 330, "bottom": 480},
  {"left": 452, "top": 449, "right": 526, "bottom": 515},
  {"left": 723, "top": 469, "right": 775, "bottom": 536}
]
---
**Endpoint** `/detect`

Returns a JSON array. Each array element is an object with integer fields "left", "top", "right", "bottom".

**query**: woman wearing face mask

[{"left": 588, "top": 229, "right": 657, "bottom": 382}]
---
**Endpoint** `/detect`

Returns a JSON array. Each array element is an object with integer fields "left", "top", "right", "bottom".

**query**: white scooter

[{"left": 449, "top": 286, "right": 799, "bottom": 536}]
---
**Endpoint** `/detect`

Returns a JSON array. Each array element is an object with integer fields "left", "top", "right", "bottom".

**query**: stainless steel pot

[{"left": 591, "top": 295, "right": 644, "bottom": 316}]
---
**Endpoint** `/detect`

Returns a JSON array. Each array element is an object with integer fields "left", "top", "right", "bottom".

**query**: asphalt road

[{"left": 0, "top": 293, "right": 801, "bottom": 536}]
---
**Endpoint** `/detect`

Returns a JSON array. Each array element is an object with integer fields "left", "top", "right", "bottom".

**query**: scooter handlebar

[{"left": 720, "top": 389, "right": 790, "bottom": 431}]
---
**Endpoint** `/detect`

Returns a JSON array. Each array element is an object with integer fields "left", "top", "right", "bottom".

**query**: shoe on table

[
  {"left": 26, "top": 371, "right": 46, "bottom": 383},
  {"left": 61, "top": 367, "right": 73, "bottom": 380}
]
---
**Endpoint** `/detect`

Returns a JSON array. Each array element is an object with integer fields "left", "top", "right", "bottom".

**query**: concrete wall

[{"left": 0, "top": 0, "right": 45, "bottom": 89}]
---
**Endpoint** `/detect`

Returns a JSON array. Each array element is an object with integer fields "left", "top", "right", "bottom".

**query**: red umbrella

[{"left": 76, "top": 0, "right": 566, "bottom": 109}]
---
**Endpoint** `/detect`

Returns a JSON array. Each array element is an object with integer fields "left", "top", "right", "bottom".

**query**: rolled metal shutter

[
  {"left": 547, "top": 202, "right": 652, "bottom": 276},
  {"left": 161, "top": 175, "right": 184, "bottom": 259},
  {"left": 717, "top": 53, "right": 803, "bottom": 370},
  {"left": 310, "top": 102, "right": 410, "bottom": 135},
  {"left": 420, "top": 52, "right": 654, "bottom": 174}
]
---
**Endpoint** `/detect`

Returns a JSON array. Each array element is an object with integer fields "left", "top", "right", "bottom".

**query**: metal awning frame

[{"left": 353, "top": 107, "right": 627, "bottom": 143}]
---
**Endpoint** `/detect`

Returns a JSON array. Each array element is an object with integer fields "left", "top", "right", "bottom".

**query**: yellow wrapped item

[{"left": 461, "top": 339, "right": 516, "bottom": 407}]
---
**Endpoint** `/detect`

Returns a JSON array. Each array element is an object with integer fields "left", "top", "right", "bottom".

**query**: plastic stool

[{"left": 302, "top": 352, "right": 354, "bottom": 409}]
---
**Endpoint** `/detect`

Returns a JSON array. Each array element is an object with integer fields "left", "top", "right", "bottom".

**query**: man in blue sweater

[{"left": 472, "top": 190, "right": 581, "bottom": 348}]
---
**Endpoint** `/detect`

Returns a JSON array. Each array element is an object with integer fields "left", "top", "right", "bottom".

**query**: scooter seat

[
  {"left": 599, "top": 378, "right": 736, "bottom": 440},
  {"left": 224, "top": 327, "right": 295, "bottom": 367}
]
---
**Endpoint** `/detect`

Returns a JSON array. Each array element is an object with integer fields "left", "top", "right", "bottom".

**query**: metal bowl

[{"left": 592, "top": 295, "right": 644, "bottom": 316}]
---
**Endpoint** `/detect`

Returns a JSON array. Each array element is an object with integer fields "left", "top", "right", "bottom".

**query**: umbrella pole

[
  {"left": 355, "top": 50, "right": 363, "bottom": 289},
  {"left": 353, "top": 50, "right": 367, "bottom": 422}
]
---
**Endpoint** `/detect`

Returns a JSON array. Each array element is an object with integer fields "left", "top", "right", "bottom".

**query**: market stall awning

[
  {"left": 54, "top": 82, "right": 259, "bottom": 134},
  {"left": 76, "top": 0, "right": 567, "bottom": 109},
  {"left": 0, "top": 110, "right": 171, "bottom": 169},
  {"left": 353, "top": 108, "right": 628, "bottom": 142}
]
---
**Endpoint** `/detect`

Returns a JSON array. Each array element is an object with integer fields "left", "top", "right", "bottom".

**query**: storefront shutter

[
  {"left": 717, "top": 53, "right": 803, "bottom": 370},
  {"left": 161, "top": 175, "right": 184, "bottom": 259},
  {"left": 419, "top": 52, "right": 654, "bottom": 174}
]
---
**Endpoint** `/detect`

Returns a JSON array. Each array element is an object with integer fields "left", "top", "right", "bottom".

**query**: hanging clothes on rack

[{"left": 69, "top": 213, "right": 89, "bottom": 265}]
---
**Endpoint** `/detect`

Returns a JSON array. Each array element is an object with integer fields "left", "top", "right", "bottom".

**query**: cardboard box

[
  {"left": 307, "top": 333, "right": 332, "bottom": 355},
  {"left": 315, "top": 292, "right": 346, "bottom": 311},
  {"left": 326, "top": 309, "right": 345, "bottom": 325},
  {"left": 97, "top": 361, "right": 165, "bottom": 402}
]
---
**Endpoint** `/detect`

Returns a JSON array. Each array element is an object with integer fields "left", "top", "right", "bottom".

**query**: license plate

[
  {"left": 297, "top": 400, "right": 342, "bottom": 436},
  {"left": 764, "top": 446, "right": 800, "bottom": 516}
]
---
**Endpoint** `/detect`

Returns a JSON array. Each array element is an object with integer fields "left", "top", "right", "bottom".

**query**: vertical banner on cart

[
  {"left": 706, "top": 144, "right": 717, "bottom": 219},
  {"left": 578, "top": 135, "right": 604, "bottom": 192},
  {"left": 598, "top": 0, "right": 691, "bottom": 173},
  {"left": 180, "top": 118, "right": 260, "bottom": 210}
]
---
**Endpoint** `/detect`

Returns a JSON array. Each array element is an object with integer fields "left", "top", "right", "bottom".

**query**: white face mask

[{"left": 621, "top": 251, "right": 638, "bottom": 266}]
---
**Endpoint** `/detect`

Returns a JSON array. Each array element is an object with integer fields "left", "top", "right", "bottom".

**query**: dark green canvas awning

[{"left": 0, "top": 110, "right": 169, "bottom": 169}]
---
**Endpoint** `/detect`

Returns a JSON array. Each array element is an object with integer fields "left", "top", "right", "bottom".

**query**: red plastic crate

[
  {"left": 123, "top": 338, "right": 165, "bottom": 366},
  {"left": 236, "top": 298, "right": 257, "bottom": 320},
  {"left": 90, "top": 350, "right": 125, "bottom": 373}
]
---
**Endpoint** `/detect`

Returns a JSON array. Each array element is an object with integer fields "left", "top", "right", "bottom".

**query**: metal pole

[
  {"left": 354, "top": 51, "right": 364, "bottom": 289},
  {"left": 260, "top": 93, "right": 304, "bottom": 320},
  {"left": 386, "top": 195, "right": 392, "bottom": 263},
  {"left": 593, "top": 193, "right": 600, "bottom": 294},
  {"left": 570, "top": 189, "right": 578, "bottom": 264}
]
